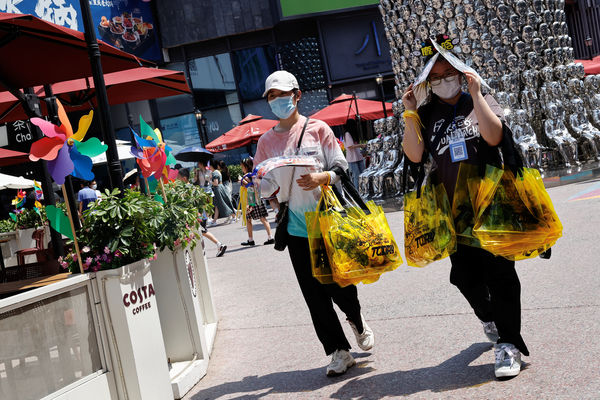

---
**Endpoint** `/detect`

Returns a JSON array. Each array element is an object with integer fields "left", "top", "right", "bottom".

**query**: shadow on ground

[{"left": 190, "top": 343, "right": 494, "bottom": 399}]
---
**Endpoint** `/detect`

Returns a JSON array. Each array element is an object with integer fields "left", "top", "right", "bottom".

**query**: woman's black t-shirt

[{"left": 417, "top": 93, "right": 502, "bottom": 201}]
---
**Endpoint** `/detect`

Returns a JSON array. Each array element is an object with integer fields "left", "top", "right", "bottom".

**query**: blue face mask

[{"left": 268, "top": 95, "right": 296, "bottom": 120}]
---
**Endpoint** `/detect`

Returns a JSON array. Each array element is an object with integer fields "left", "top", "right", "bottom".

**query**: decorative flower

[
  {"left": 29, "top": 100, "right": 107, "bottom": 185},
  {"left": 72, "top": 253, "right": 78, "bottom": 261},
  {"left": 104, "top": 246, "right": 111, "bottom": 254},
  {"left": 115, "top": 250, "right": 123, "bottom": 258},
  {"left": 82, "top": 246, "right": 91, "bottom": 253},
  {"left": 85, "top": 257, "right": 93, "bottom": 266},
  {"left": 60, "top": 261, "right": 68, "bottom": 269}
]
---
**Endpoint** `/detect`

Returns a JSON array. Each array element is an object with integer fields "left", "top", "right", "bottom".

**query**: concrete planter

[{"left": 92, "top": 259, "right": 172, "bottom": 400}]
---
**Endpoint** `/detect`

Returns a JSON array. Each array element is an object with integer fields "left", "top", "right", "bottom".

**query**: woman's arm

[
  {"left": 401, "top": 84, "right": 425, "bottom": 163},
  {"left": 465, "top": 71, "right": 503, "bottom": 146}
]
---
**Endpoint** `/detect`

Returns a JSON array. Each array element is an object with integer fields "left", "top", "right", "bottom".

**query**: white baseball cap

[{"left": 262, "top": 70, "right": 299, "bottom": 97}]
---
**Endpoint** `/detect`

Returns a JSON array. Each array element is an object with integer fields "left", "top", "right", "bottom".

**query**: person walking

[
  {"left": 78, "top": 180, "right": 98, "bottom": 218},
  {"left": 178, "top": 168, "right": 227, "bottom": 257},
  {"left": 208, "top": 162, "right": 235, "bottom": 225},
  {"left": 217, "top": 160, "right": 234, "bottom": 201},
  {"left": 401, "top": 39, "right": 529, "bottom": 378},
  {"left": 252, "top": 70, "right": 374, "bottom": 377},
  {"left": 343, "top": 119, "right": 366, "bottom": 188},
  {"left": 239, "top": 158, "right": 274, "bottom": 246}
]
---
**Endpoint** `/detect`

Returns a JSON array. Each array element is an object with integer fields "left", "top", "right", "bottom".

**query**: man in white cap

[{"left": 252, "top": 70, "right": 375, "bottom": 377}]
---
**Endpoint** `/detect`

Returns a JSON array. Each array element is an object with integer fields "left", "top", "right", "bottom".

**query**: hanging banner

[{"left": 0, "top": 0, "right": 162, "bottom": 61}]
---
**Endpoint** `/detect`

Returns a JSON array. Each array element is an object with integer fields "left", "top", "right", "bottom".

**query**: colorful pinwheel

[
  {"left": 29, "top": 100, "right": 108, "bottom": 185},
  {"left": 11, "top": 189, "right": 26, "bottom": 210},
  {"left": 130, "top": 116, "right": 177, "bottom": 182},
  {"left": 33, "top": 180, "right": 43, "bottom": 215}
]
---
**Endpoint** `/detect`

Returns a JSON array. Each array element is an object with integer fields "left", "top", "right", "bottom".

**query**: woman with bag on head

[
  {"left": 251, "top": 70, "right": 374, "bottom": 376},
  {"left": 402, "top": 37, "right": 529, "bottom": 378}
]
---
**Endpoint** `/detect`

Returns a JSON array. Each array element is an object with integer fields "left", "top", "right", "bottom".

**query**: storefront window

[
  {"left": 189, "top": 54, "right": 238, "bottom": 109},
  {"left": 232, "top": 46, "right": 276, "bottom": 102},
  {"left": 160, "top": 114, "right": 202, "bottom": 155},
  {"left": 202, "top": 105, "right": 243, "bottom": 144}
]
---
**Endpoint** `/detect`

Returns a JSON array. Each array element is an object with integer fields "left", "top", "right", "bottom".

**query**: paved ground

[{"left": 185, "top": 179, "right": 600, "bottom": 400}]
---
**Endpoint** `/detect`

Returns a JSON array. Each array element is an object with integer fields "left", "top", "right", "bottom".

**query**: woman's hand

[
  {"left": 402, "top": 83, "right": 417, "bottom": 111},
  {"left": 464, "top": 71, "right": 481, "bottom": 97},
  {"left": 296, "top": 172, "right": 329, "bottom": 191}
]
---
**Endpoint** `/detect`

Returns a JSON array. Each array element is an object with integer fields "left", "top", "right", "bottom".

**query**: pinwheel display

[
  {"left": 11, "top": 189, "right": 26, "bottom": 210},
  {"left": 130, "top": 116, "right": 177, "bottom": 182},
  {"left": 29, "top": 99, "right": 107, "bottom": 185},
  {"left": 33, "top": 180, "right": 43, "bottom": 214}
]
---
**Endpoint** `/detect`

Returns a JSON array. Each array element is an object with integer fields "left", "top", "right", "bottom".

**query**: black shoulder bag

[{"left": 274, "top": 117, "right": 310, "bottom": 251}]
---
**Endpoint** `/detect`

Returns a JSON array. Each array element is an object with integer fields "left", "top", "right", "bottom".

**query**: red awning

[
  {"left": 0, "top": 13, "right": 152, "bottom": 92},
  {"left": 0, "top": 68, "right": 189, "bottom": 122},
  {"left": 576, "top": 56, "right": 600, "bottom": 75},
  {"left": 206, "top": 115, "right": 278, "bottom": 153},
  {"left": 0, "top": 148, "right": 31, "bottom": 167},
  {"left": 310, "top": 94, "right": 393, "bottom": 126}
]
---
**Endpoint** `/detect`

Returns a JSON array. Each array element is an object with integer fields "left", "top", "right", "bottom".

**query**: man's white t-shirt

[{"left": 344, "top": 132, "right": 364, "bottom": 163}]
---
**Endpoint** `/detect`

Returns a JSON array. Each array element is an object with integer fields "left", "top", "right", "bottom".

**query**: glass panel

[
  {"left": 297, "top": 89, "right": 329, "bottom": 117},
  {"left": 242, "top": 99, "right": 274, "bottom": 120},
  {"left": 203, "top": 105, "right": 243, "bottom": 143},
  {"left": 160, "top": 113, "right": 202, "bottom": 157},
  {"left": 189, "top": 54, "right": 238, "bottom": 109},
  {"left": 232, "top": 46, "right": 276, "bottom": 102},
  {"left": 0, "top": 286, "right": 103, "bottom": 400}
]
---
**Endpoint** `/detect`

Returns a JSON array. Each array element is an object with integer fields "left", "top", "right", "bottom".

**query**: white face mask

[
  {"left": 431, "top": 75, "right": 462, "bottom": 99},
  {"left": 91, "top": 184, "right": 97, "bottom": 190}
]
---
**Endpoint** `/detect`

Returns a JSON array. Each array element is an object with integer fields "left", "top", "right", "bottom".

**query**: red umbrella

[
  {"left": 310, "top": 94, "right": 393, "bottom": 126},
  {"left": 206, "top": 114, "right": 278, "bottom": 153},
  {"left": 0, "top": 148, "right": 31, "bottom": 167},
  {"left": 0, "top": 68, "right": 190, "bottom": 122},
  {"left": 0, "top": 13, "right": 151, "bottom": 92}
]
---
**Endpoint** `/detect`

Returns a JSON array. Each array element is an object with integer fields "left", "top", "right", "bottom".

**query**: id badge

[{"left": 449, "top": 138, "right": 468, "bottom": 163}]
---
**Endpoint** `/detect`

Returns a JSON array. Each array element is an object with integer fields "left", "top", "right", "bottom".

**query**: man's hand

[{"left": 296, "top": 172, "right": 329, "bottom": 191}]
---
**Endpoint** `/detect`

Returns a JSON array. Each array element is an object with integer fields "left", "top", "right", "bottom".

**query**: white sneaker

[
  {"left": 207, "top": 220, "right": 217, "bottom": 227},
  {"left": 494, "top": 343, "right": 522, "bottom": 378},
  {"left": 347, "top": 314, "right": 374, "bottom": 351},
  {"left": 481, "top": 320, "right": 499, "bottom": 343},
  {"left": 326, "top": 349, "right": 356, "bottom": 377},
  {"left": 225, "top": 215, "right": 234, "bottom": 224}
]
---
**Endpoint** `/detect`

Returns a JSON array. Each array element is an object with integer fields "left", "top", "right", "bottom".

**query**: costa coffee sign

[{"left": 123, "top": 283, "right": 156, "bottom": 315}]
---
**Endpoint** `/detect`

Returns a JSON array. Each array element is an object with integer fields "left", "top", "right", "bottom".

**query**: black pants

[
  {"left": 288, "top": 235, "right": 363, "bottom": 355},
  {"left": 450, "top": 244, "right": 529, "bottom": 356}
]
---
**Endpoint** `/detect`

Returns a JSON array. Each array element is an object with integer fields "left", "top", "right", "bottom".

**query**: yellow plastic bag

[
  {"left": 317, "top": 186, "right": 402, "bottom": 287},
  {"left": 404, "top": 181, "right": 457, "bottom": 267},
  {"left": 305, "top": 193, "right": 335, "bottom": 285},
  {"left": 452, "top": 163, "right": 481, "bottom": 247},
  {"left": 471, "top": 166, "right": 562, "bottom": 260}
]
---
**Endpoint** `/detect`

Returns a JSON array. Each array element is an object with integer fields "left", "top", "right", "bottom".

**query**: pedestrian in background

[
  {"left": 209, "top": 162, "right": 235, "bottom": 225},
  {"left": 343, "top": 118, "right": 366, "bottom": 188},
  {"left": 217, "top": 160, "right": 233, "bottom": 201},
  {"left": 78, "top": 180, "right": 98, "bottom": 218},
  {"left": 178, "top": 168, "right": 227, "bottom": 257},
  {"left": 253, "top": 70, "right": 374, "bottom": 377},
  {"left": 239, "top": 157, "right": 274, "bottom": 246}
]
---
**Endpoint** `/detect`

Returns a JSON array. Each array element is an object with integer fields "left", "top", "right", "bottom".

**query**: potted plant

[
  {"left": 61, "top": 188, "right": 172, "bottom": 400},
  {"left": 13, "top": 207, "right": 50, "bottom": 263}
]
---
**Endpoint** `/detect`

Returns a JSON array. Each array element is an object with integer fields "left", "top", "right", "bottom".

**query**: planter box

[
  {"left": 92, "top": 260, "right": 172, "bottom": 400},
  {"left": 191, "top": 237, "right": 218, "bottom": 355},
  {"left": 151, "top": 244, "right": 218, "bottom": 399}
]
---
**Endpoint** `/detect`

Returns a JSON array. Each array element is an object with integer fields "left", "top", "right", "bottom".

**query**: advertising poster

[{"left": 0, "top": 0, "right": 162, "bottom": 61}]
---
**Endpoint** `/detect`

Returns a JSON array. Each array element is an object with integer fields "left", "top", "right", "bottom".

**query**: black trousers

[
  {"left": 288, "top": 235, "right": 363, "bottom": 355},
  {"left": 450, "top": 244, "right": 529, "bottom": 356}
]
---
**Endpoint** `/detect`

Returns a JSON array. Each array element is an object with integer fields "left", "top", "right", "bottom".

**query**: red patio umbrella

[
  {"left": 0, "top": 68, "right": 190, "bottom": 122},
  {"left": 0, "top": 148, "right": 31, "bottom": 167},
  {"left": 0, "top": 13, "right": 151, "bottom": 92},
  {"left": 310, "top": 94, "right": 393, "bottom": 126},
  {"left": 206, "top": 114, "right": 278, "bottom": 153}
]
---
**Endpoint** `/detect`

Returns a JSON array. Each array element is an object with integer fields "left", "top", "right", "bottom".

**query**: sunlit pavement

[{"left": 185, "top": 179, "right": 600, "bottom": 400}]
